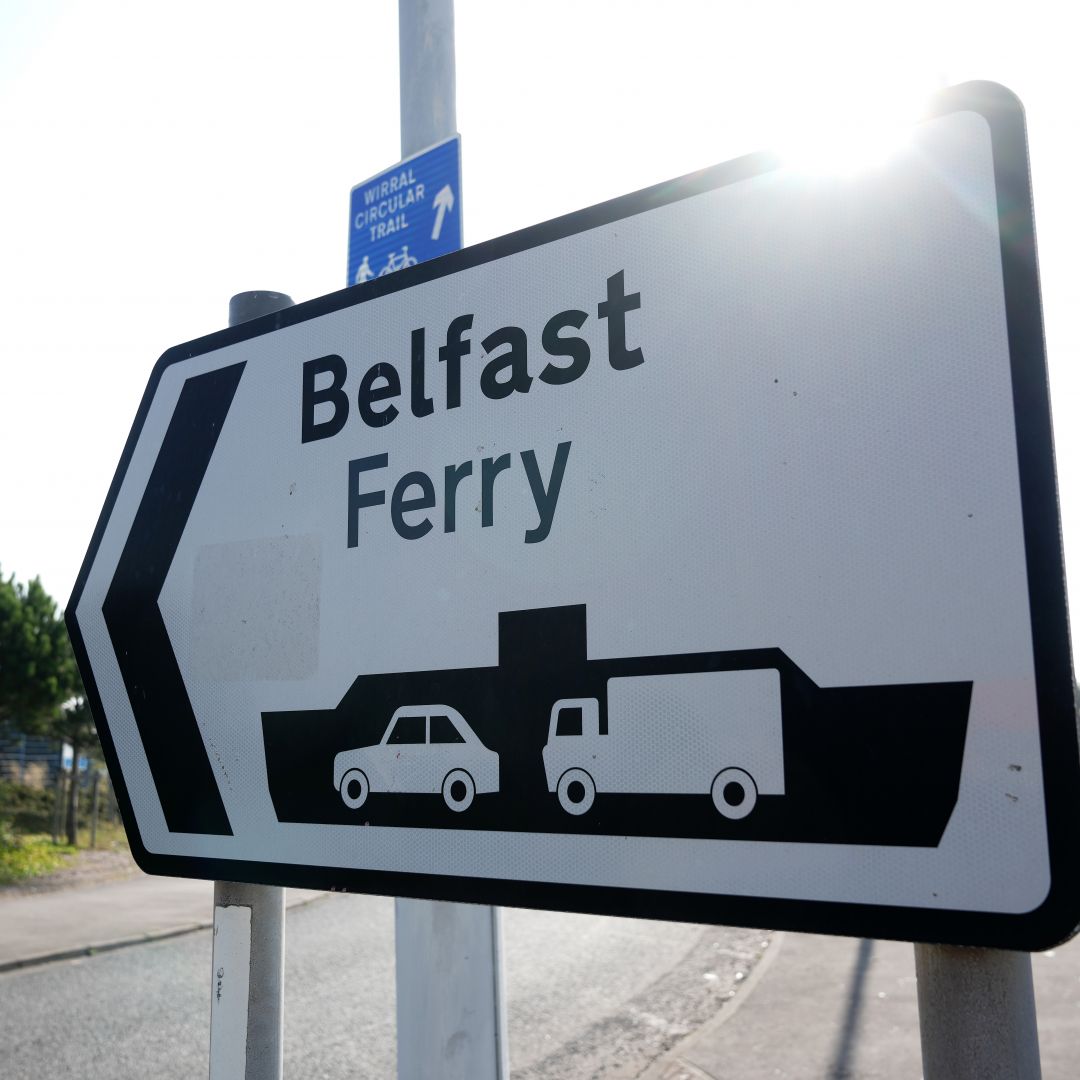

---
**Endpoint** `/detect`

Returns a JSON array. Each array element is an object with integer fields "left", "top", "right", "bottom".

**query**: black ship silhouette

[{"left": 262, "top": 604, "right": 971, "bottom": 846}]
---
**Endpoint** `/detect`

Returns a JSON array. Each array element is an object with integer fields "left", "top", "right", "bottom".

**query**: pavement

[
  {"left": 643, "top": 931, "right": 1080, "bottom": 1079},
  {"left": 0, "top": 872, "right": 324, "bottom": 972},
  {"left": 1, "top": 869, "right": 1078, "bottom": 1077}
]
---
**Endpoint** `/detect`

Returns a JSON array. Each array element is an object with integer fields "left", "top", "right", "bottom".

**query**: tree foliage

[
  {"left": 1, "top": 568, "right": 103, "bottom": 846},
  {"left": 0, "top": 568, "right": 79, "bottom": 732},
  {"left": 52, "top": 697, "right": 97, "bottom": 756}
]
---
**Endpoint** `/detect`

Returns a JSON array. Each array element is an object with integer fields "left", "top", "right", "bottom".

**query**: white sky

[{"left": 1, "top": 0, "right": 1078, "bottom": 645}]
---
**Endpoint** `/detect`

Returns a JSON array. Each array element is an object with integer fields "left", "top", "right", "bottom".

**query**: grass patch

[
  {"left": 0, "top": 781, "right": 129, "bottom": 884},
  {"left": 77, "top": 819, "right": 129, "bottom": 851},
  {"left": 0, "top": 830, "right": 76, "bottom": 885}
]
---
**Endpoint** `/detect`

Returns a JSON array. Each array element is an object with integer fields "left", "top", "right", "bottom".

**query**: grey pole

[
  {"left": 915, "top": 943, "right": 1042, "bottom": 1079},
  {"left": 208, "top": 289, "right": 294, "bottom": 1080},
  {"left": 399, "top": 0, "right": 456, "bottom": 158},
  {"left": 396, "top": 900, "right": 509, "bottom": 1079},
  {"left": 395, "top": 3, "right": 509, "bottom": 1078}
]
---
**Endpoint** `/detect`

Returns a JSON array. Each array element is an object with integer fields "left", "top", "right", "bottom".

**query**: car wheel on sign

[
  {"left": 711, "top": 767, "right": 757, "bottom": 819},
  {"left": 340, "top": 768, "right": 370, "bottom": 809},
  {"left": 556, "top": 768, "right": 596, "bottom": 815},
  {"left": 442, "top": 769, "right": 476, "bottom": 812}
]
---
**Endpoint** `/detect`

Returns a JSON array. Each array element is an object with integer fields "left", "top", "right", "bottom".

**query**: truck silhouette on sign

[
  {"left": 543, "top": 670, "right": 784, "bottom": 818},
  {"left": 333, "top": 705, "right": 499, "bottom": 812},
  {"left": 262, "top": 604, "right": 972, "bottom": 846}
]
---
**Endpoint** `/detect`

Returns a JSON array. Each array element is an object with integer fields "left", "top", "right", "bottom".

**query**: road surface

[{"left": 0, "top": 892, "right": 768, "bottom": 1078}]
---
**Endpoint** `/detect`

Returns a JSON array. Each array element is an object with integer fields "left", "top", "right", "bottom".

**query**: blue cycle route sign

[{"left": 347, "top": 134, "right": 462, "bottom": 286}]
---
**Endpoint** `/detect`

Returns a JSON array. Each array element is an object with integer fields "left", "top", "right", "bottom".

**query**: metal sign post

[
  {"left": 915, "top": 943, "right": 1042, "bottom": 1078},
  {"left": 208, "top": 290, "right": 294, "bottom": 1080},
  {"left": 394, "top": 3, "right": 508, "bottom": 1078}
]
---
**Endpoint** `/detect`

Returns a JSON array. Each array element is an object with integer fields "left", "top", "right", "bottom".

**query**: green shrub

[
  {"left": 0, "top": 779, "right": 56, "bottom": 834},
  {"left": 0, "top": 834, "right": 76, "bottom": 884},
  {"left": 0, "top": 778, "right": 55, "bottom": 812}
]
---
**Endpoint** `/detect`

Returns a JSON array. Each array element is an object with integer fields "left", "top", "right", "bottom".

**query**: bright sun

[{"left": 772, "top": 75, "right": 938, "bottom": 175}]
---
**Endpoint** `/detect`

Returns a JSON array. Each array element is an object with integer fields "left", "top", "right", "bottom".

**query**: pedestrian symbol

[{"left": 354, "top": 256, "right": 374, "bottom": 285}]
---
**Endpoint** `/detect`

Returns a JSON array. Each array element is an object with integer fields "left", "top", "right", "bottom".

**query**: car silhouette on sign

[{"left": 333, "top": 705, "right": 499, "bottom": 812}]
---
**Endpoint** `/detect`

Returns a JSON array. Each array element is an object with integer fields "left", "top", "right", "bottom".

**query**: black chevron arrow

[{"left": 102, "top": 362, "right": 246, "bottom": 835}]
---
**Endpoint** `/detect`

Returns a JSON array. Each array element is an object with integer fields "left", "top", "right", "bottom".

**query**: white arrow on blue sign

[{"left": 347, "top": 135, "right": 462, "bottom": 286}]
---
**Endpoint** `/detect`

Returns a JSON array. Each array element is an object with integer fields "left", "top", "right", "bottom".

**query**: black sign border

[{"left": 68, "top": 81, "right": 1080, "bottom": 951}]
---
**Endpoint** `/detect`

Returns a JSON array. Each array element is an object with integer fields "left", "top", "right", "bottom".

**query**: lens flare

[{"left": 774, "top": 82, "right": 929, "bottom": 176}]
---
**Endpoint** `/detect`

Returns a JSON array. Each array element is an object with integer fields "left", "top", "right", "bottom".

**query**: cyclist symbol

[{"left": 378, "top": 245, "right": 418, "bottom": 276}]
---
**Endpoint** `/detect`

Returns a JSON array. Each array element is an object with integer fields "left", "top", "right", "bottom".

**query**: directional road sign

[
  {"left": 70, "top": 83, "right": 1079, "bottom": 950},
  {"left": 347, "top": 134, "right": 461, "bottom": 286}
]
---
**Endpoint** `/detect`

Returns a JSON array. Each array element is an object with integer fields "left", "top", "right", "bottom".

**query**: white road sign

[{"left": 69, "top": 83, "right": 1079, "bottom": 949}]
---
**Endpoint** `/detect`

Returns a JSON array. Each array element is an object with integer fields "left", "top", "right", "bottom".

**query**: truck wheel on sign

[
  {"left": 442, "top": 769, "right": 476, "bottom": 812},
  {"left": 340, "top": 768, "right": 369, "bottom": 810},
  {"left": 711, "top": 768, "right": 757, "bottom": 819},
  {"left": 556, "top": 768, "right": 596, "bottom": 815}
]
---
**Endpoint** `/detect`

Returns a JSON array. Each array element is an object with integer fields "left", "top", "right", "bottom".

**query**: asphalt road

[{"left": 0, "top": 892, "right": 768, "bottom": 1078}]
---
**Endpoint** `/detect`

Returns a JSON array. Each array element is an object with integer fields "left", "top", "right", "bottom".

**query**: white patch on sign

[
  {"left": 209, "top": 904, "right": 251, "bottom": 1079},
  {"left": 191, "top": 534, "right": 320, "bottom": 680}
]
